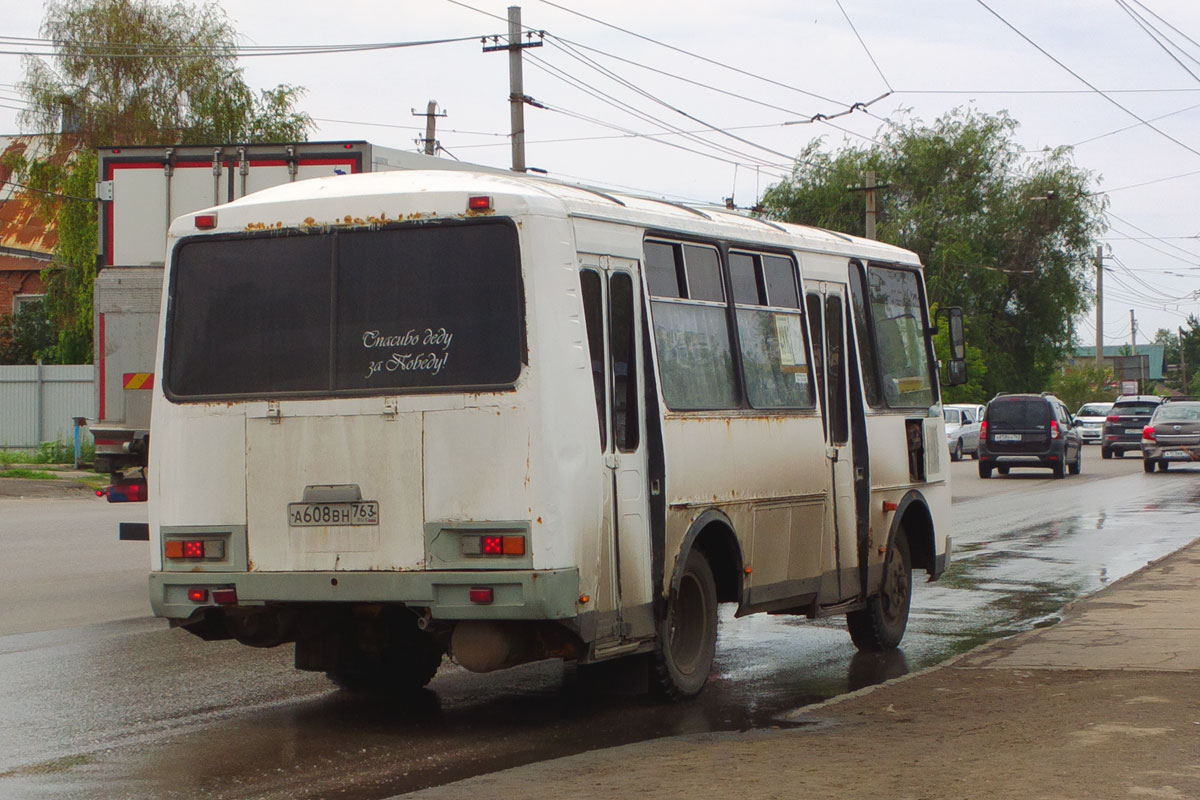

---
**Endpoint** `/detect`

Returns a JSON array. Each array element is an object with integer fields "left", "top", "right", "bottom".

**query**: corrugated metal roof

[{"left": 0, "top": 134, "right": 82, "bottom": 257}]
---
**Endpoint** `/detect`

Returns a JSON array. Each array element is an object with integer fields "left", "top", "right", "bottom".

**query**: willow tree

[
  {"left": 15, "top": 0, "right": 312, "bottom": 363},
  {"left": 760, "top": 108, "right": 1107, "bottom": 397}
]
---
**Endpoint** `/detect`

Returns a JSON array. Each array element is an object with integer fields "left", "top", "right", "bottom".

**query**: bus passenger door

[
  {"left": 579, "top": 257, "right": 653, "bottom": 644},
  {"left": 807, "top": 286, "right": 864, "bottom": 603}
]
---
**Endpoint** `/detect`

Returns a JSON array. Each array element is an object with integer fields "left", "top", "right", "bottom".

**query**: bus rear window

[{"left": 166, "top": 222, "right": 523, "bottom": 399}]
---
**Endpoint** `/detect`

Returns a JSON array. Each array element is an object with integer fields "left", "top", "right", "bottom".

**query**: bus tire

[
  {"left": 651, "top": 549, "right": 718, "bottom": 701},
  {"left": 847, "top": 527, "right": 911, "bottom": 652}
]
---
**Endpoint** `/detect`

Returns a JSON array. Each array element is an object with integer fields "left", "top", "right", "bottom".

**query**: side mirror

[
  {"left": 938, "top": 306, "right": 968, "bottom": 387},
  {"left": 945, "top": 358, "right": 968, "bottom": 386}
]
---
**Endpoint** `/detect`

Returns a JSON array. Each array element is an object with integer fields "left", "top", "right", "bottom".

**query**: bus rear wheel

[
  {"left": 847, "top": 527, "right": 912, "bottom": 652},
  {"left": 651, "top": 549, "right": 718, "bottom": 701}
]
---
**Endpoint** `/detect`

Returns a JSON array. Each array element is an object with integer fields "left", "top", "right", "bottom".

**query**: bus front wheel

[
  {"left": 847, "top": 527, "right": 912, "bottom": 652},
  {"left": 651, "top": 549, "right": 718, "bottom": 701}
]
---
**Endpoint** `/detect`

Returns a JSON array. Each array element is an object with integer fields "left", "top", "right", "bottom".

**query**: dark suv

[
  {"left": 1101, "top": 395, "right": 1163, "bottom": 459},
  {"left": 977, "top": 393, "right": 1083, "bottom": 479}
]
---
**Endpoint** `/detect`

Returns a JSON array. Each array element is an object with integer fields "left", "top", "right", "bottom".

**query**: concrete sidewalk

[{"left": 408, "top": 540, "right": 1200, "bottom": 799}]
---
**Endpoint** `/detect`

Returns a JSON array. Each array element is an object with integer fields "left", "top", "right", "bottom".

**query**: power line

[
  {"left": 542, "top": 37, "right": 802, "bottom": 165},
  {"left": 533, "top": 0, "right": 851, "bottom": 108},
  {"left": 835, "top": 0, "right": 892, "bottom": 93},
  {"left": 974, "top": 0, "right": 1200, "bottom": 163},
  {"left": 1114, "top": 0, "right": 1200, "bottom": 84},
  {"left": 524, "top": 52, "right": 793, "bottom": 171},
  {"left": 0, "top": 34, "right": 487, "bottom": 58}
]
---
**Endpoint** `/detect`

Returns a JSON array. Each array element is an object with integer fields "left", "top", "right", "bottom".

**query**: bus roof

[{"left": 169, "top": 168, "right": 923, "bottom": 267}]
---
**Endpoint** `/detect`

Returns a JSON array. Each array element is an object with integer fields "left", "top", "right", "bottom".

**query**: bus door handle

[{"left": 605, "top": 453, "right": 621, "bottom": 469}]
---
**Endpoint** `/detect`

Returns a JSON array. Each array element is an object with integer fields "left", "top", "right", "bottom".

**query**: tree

[
  {"left": 0, "top": 301, "right": 57, "bottom": 364},
  {"left": 19, "top": 0, "right": 311, "bottom": 145},
  {"left": 1153, "top": 328, "right": 1182, "bottom": 392},
  {"left": 761, "top": 108, "right": 1107, "bottom": 400},
  {"left": 1049, "top": 362, "right": 1113, "bottom": 412},
  {"left": 14, "top": 0, "right": 313, "bottom": 364}
]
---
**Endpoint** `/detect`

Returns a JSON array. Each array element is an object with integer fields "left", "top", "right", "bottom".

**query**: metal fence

[{"left": 0, "top": 364, "right": 94, "bottom": 449}]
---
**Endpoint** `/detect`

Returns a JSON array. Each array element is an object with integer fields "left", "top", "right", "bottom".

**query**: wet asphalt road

[{"left": 0, "top": 453, "right": 1197, "bottom": 799}]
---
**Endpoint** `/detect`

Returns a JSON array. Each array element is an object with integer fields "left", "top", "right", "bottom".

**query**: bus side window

[
  {"left": 847, "top": 262, "right": 883, "bottom": 407},
  {"left": 610, "top": 272, "right": 639, "bottom": 452},
  {"left": 806, "top": 293, "right": 827, "bottom": 438},
  {"left": 580, "top": 269, "right": 608, "bottom": 450},
  {"left": 825, "top": 294, "right": 849, "bottom": 445}
]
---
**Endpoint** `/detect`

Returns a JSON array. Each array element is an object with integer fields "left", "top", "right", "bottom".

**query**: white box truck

[{"left": 93, "top": 141, "right": 493, "bottom": 484}]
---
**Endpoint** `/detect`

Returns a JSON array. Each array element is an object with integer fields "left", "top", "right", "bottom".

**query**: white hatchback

[{"left": 1074, "top": 402, "right": 1113, "bottom": 444}]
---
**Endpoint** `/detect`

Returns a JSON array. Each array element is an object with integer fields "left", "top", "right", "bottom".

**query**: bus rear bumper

[{"left": 149, "top": 568, "right": 581, "bottom": 623}]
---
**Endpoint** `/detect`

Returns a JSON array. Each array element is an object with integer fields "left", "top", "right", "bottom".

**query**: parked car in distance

[
  {"left": 1073, "top": 402, "right": 1113, "bottom": 444},
  {"left": 977, "top": 393, "right": 1083, "bottom": 479},
  {"left": 944, "top": 404, "right": 982, "bottom": 461},
  {"left": 1141, "top": 400, "right": 1200, "bottom": 472},
  {"left": 1102, "top": 395, "right": 1164, "bottom": 459}
]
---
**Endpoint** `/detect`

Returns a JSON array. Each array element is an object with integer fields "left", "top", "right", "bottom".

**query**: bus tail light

[
  {"left": 187, "top": 588, "right": 209, "bottom": 603},
  {"left": 461, "top": 534, "right": 525, "bottom": 556},
  {"left": 164, "top": 539, "right": 226, "bottom": 560},
  {"left": 1144, "top": 425, "right": 1156, "bottom": 442}
]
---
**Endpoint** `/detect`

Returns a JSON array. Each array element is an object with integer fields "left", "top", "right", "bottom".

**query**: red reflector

[
  {"left": 212, "top": 588, "right": 238, "bottom": 605},
  {"left": 187, "top": 588, "right": 208, "bottom": 603},
  {"left": 194, "top": 213, "right": 217, "bottom": 229},
  {"left": 469, "top": 588, "right": 494, "bottom": 604},
  {"left": 103, "top": 480, "right": 146, "bottom": 503},
  {"left": 481, "top": 535, "right": 503, "bottom": 555},
  {"left": 183, "top": 540, "right": 205, "bottom": 558},
  {"left": 468, "top": 195, "right": 492, "bottom": 211}
]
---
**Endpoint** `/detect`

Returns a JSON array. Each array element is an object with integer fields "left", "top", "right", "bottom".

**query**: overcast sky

[{"left": 3, "top": 0, "right": 1200, "bottom": 348}]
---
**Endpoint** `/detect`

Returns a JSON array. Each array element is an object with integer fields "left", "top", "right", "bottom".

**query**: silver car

[
  {"left": 1073, "top": 402, "right": 1113, "bottom": 444},
  {"left": 944, "top": 404, "right": 981, "bottom": 461},
  {"left": 1141, "top": 400, "right": 1200, "bottom": 472}
]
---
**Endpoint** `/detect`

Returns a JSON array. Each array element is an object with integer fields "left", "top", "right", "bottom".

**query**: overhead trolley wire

[{"left": 973, "top": 0, "right": 1200, "bottom": 163}]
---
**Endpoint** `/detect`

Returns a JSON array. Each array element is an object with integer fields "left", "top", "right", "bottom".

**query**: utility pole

[
  {"left": 483, "top": 7, "right": 543, "bottom": 173},
  {"left": 847, "top": 170, "right": 889, "bottom": 240},
  {"left": 1180, "top": 327, "right": 1187, "bottom": 393},
  {"left": 412, "top": 101, "right": 447, "bottom": 156},
  {"left": 1095, "top": 245, "right": 1103, "bottom": 370},
  {"left": 1130, "top": 309, "right": 1137, "bottom": 352},
  {"left": 864, "top": 170, "right": 877, "bottom": 240}
]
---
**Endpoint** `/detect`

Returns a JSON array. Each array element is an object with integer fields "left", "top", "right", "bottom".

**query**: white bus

[{"left": 143, "top": 169, "right": 966, "bottom": 698}]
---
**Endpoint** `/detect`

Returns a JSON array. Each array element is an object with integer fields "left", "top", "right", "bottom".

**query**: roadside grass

[
  {"left": 0, "top": 440, "right": 97, "bottom": 467},
  {"left": 0, "top": 468, "right": 59, "bottom": 480}
]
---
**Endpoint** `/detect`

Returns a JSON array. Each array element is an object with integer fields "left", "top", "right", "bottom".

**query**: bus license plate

[
  {"left": 993, "top": 433, "right": 1021, "bottom": 442},
  {"left": 287, "top": 501, "right": 379, "bottom": 526}
]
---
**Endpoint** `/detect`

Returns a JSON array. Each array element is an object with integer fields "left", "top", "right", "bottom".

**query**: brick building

[{"left": 0, "top": 134, "right": 78, "bottom": 316}]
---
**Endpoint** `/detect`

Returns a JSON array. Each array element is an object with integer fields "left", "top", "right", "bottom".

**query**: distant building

[
  {"left": 0, "top": 134, "right": 79, "bottom": 316},
  {"left": 1069, "top": 345, "right": 1166, "bottom": 382}
]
